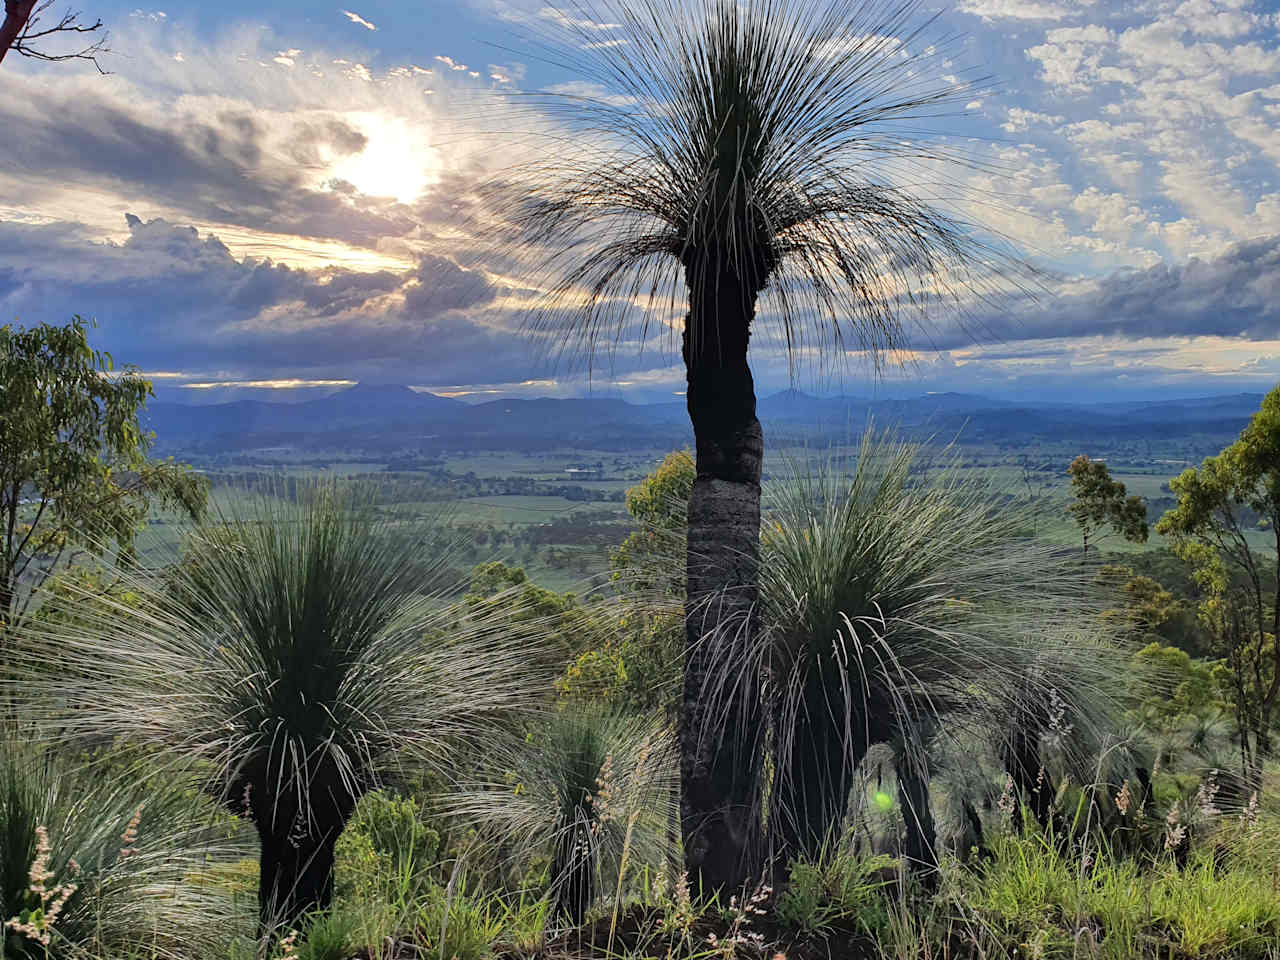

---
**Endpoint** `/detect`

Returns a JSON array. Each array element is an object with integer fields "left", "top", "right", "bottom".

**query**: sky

[{"left": 3, "top": 0, "right": 1280, "bottom": 404}]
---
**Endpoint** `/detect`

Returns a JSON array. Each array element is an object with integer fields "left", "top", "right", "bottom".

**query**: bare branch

[{"left": 1, "top": 0, "right": 108, "bottom": 72}]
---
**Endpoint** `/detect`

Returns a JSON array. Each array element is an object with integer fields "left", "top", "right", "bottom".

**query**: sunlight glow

[
  {"left": 181, "top": 379, "right": 357, "bottom": 389},
  {"left": 329, "top": 113, "right": 438, "bottom": 205}
]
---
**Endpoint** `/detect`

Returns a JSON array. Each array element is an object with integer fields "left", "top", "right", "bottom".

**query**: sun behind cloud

[{"left": 328, "top": 112, "right": 437, "bottom": 205}]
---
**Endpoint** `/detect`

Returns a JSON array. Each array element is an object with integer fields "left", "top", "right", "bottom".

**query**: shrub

[
  {"left": 335, "top": 790, "right": 441, "bottom": 905},
  {"left": 776, "top": 852, "right": 896, "bottom": 939}
]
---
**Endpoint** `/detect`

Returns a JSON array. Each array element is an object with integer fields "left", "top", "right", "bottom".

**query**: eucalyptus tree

[
  {"left": 1158, "top": 384, "right": 1280, "bottom": 782},
  {"left": 0, "top": 1, "right": 107, "bottom": 69},
  {"left": 756, "top": 433, "right": 1125, "bottom": 868},
  {"left": 499, "top": 0, "right": 1017, "bottom": 891},
  {"left": 0, "top": 316, "right": 206, "bottom": 646},
  {"left": 15, "top": 487, "right": 549, "bottom": 934}
]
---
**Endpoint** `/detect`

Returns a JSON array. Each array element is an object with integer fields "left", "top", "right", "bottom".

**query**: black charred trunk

[
  {"left": 679, "top": 268, "right": 766, "bottom": 897},
  {"left": 1003, "top": 719, "right": 1054, "bottom": 830},
  {"left": 257, "top": 825, "right": 341, "bottom": 934},
  {"left": 550, "top": 828, "right": 593, "bottom": 926},
  {"left": 231, "top": 761, "right": 359, "bottom": 936},
  {"left": 895, "top": 754, "right": 938, "bottom": 889},
  {"left": 960, "top": 798, "right": 990, "bottom": 861},
  {"left": 773, "top": 669, "right": 864, "bottom": 867}
]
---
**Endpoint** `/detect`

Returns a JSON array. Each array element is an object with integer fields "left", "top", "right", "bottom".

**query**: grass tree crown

[{"left": 501, "top": 0, "right": 1023, "bottom": 367}]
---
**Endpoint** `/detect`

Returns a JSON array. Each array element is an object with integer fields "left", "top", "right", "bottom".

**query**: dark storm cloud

[
  {"left": 1057, "top": 236, "right": 1280, "bottom": 340},
  {"left": 401, "top": 254, "right": 495, "bottom": 317},
  {"left": 286, "top": 119, "right": 369, "bottom": 166},
  {"left": 0, "top": 216, "right": 545, "bottom": 385},
  {"left": 10, "top": 211, "right": 1280, "bottom": 393}
]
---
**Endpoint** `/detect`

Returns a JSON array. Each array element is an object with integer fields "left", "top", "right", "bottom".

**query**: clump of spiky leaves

[
  {"left": 13, "top": 485, "right": 554, "bottom": 934},
  {"left": 453, "top": 707, "right": 677, "bottom": 927},
  {"left": 0, "top": 734, "right": 252, "bottom": 958},
  {"left": 492, "top": 0, "right": 1028, "bottom": 370},
  {"left": 753, "top": 430, "right": 1132, "bottom": 868}
]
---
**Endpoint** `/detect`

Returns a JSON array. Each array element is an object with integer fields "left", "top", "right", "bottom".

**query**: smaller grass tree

[
  {"left": 754, "top": 432, "right": 1131, "bottom": 870},
  {"left": 0, "top": 736, "right": 248, "bottom": 958},
  {"left": 16, "top": 486, "right": 550, "bottom": 934},
  {"left": 454, "top": 706, "right": 677, "bottom": 926}
]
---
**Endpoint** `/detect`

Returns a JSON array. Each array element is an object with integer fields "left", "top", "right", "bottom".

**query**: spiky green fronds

[
  {"left": 0, "top": 735, "right": 252, "bottom": 958},
  {"left": 451, "top": 706, "right": 677, "bottom": 922},
  {"left": 752, "top": 431, "right": 1133, "bottom": 849},
  {"left": 12, "top": 485, "right": 554, "bottom": 835},
  {"left": 497, "top": 0, "right": 1027, "bottom": 369}
]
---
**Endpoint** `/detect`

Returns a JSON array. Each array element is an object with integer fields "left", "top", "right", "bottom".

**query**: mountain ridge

[{"left": 141, "top": 382, "right": 1267, "bottom": 454}]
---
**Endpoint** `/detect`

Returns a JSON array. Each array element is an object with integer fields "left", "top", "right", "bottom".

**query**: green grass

[
  {"left": 959, "top": 831, "right": 1280, "bottom": 959},
  {"left": 451, "top": 496, "right": 628, "bottom": 525}
]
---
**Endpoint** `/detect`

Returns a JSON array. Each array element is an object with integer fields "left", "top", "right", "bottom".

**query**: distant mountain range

[{"left": 142, "top": 383, "right": 1267, "bottom": 455}]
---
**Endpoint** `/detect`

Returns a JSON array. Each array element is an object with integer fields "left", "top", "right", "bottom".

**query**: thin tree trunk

[
  {"left": 960, "top": 798, "right": 988, "bottom": 860},
  {"left": 1003, "top": 698, "right": 1057, "bottom": 831},
  {"left": 679, "top": 270, "right": 765, "bottom": 897},
  {"left": 895, "top": 752, "right": 938, "bottom": 888},
  {"left": 551, "top": 827, "right": 593, "bottom": 925}
]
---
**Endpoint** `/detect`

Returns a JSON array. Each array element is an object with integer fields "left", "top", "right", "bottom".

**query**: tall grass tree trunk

[
  {"left": 680, "top": 267, "right": 767, "bottom": 895},
  {"left": 490, "top": 0, "right": 1033, "bottom": 900}
]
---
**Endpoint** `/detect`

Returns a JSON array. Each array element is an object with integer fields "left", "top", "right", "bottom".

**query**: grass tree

[
  {"left": 0, "top": 736, "right": 248, "bottom": 958},
  {"left": 498, "top": 0, "right": 1020, "bottom": 891},
  {"left": 15, "top": 487, "right": 549, "bottom": 934},
  {"left": 454, "top": 706, "right": 677, "bottom": 926},
  {"left": 756, "top": 433, "right": 1128, "bottom": 870}
]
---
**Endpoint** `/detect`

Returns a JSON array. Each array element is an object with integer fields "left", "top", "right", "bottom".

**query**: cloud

[
  {"left": 1002, "top": 106, "right": 1065, "bottom": 132},
  {"left": 0, "top": 73, "right": 426, "bottom": 254},
  {"left": 957, "top": 0, "right": 1081, "bottom": 22},
  {"left": 340, "top": 9, "right": 377, "bottom": 31},
  {"left": 0, "top": 216, "right": 515, "bottom": 380},
  {"left": 8, "top": 0, "right": 1280, "bottom": 402},
  {"left": 916, "top": 235, "right": 1280, "bottom": 350},
  {"left": 537, "top": 7, "right": 622, "bottom": 31}
]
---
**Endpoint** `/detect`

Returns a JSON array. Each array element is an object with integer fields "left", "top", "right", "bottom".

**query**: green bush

[
  {"left": 335, "top": 790, "right": 441, "bottom": 907},
  {"left": 412, "top": 882, "right": 547, "bottom": 960},
  {"left": 289, "top": 908, "right": 362, "bottom": 960},
  {"left": 776, "top": 852, "right": 896, "bottom": 938},
  {"left": 961, "top": 829, "right": 1280, "bottom": 959}
]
